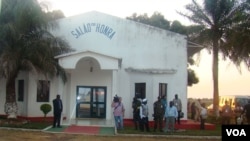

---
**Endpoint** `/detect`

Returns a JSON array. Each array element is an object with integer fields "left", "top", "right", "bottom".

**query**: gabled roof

[
  {"left": 55, "top": 49, "right": 121, "bottom": 60},
  {"left": 55, "top": 49, "right": 122, "bottom": 70}
]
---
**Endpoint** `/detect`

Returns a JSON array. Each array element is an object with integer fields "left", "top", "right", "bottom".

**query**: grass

[
  {"left": 0, "top": 119, "right": 221, "bottom": 136},
  {"left": 0, "top": 114, "right": 223, "bottom": 136},
  {"left": 0, "top": 121, "right": 221, "bottom": 136},
  {"left": 0, "top": 116, "right": 52, "bottom": 129},
  {"left": 0, "top": 117, "right": 222, "bottom": 141},
  {"left": 118, "top": 126, "right": 221, "bottom": 136},
  {"left": 0, "top": 129, "right": 221, "bottom": 141}
]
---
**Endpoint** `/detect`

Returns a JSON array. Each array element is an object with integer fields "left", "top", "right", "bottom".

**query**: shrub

[{"left": 40, "top": 104, "right": 52, "bottom": 122}]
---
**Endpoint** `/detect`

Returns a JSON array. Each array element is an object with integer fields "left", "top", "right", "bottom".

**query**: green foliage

[
  {"left": 188, "top": 69, "right": 199, "bottom": 86},
  {"left": 178, "top": 0, "right": 250, "bottom": 117},
  {"left": 40, "top": 104, "right": 52, "bottom": 117},
  {"left": 0, "top": 0, "right": 74, "bottom": 113},
  {"left": 126, "top": 12, "right": 170, "bottom": 30},
  {"left": 40, "top": 104, "right": 52, "bottom": 115}
]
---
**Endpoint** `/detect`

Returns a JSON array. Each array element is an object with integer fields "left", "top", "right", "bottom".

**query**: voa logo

[{"left": 226, "top": 129, "right": 246, "bottom": 136}]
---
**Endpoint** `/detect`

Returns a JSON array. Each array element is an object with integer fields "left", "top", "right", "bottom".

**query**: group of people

[
  {"left": 131, "top": 96, "right": 150, "bottom": 132},
  {"left": 220, "top": 99, "right": 250, "bottom": 125},
  {"left": 189, "top": 98, "right": 250, "bottom": 127},
  {"left": 189, "top": 99, "right": 208, "bottom": 130},
  {"left": 153, "top": 94, "right": 182, "bottom": 132},
  {"left": 52, "top": 93, "right": 250, "bottom": 132},
  {"left": 131, "top": 94, "right": 183, "bottom": 133}
]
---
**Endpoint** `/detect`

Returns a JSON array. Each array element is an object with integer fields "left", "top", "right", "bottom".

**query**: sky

[{"left": 40, "top": 0, "right": 250, "bottom": 99}]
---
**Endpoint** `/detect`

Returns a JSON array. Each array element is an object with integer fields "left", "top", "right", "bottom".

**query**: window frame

[
  {"left": 135, "top": 83, "right": 146, "bottom": 99},
  {"left": 18, "top": 80, "right": 24, "bottom": 102},
  {"left": 36, "top": 80, "right": 50, "bottom": 102}
]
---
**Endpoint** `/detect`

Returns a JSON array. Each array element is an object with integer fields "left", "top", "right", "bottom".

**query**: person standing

[
  {"left": 200, "top": 103, "right": 207, "bottom": 130},
  {"left": 161, "top": 95, "right": 167, "bottom": 110},
  {"left": 153, "top": 96, "right": 165, "bottom": 132},
  {"left": 194, "top": 99, "right": 202, "bottom": 122},
  {"left": 234, "top": 102, "right": 244, "bottom": 124},
  {"left": 111, "top": 96, "right": 125, "bottom": 130},
  {"left": 164, "top": 101, "right": 178, "bottom": 132},
  {"left": 139, "top": 98, "right": 150, "bottom": 132},
  {"left": 242, "top": 100, "right": 250, "bottom": 124},
  {"left": 52, "top": 94, "right": 63, "bottom": 128},
  {"left": 173, "top": 94, "right": 182, "bottom": 124},
  {"left": 191, "top": 101, "right": 196, "bottom": 120},
  {"left": 132, "top": 96, "right": 141, "bottom": 130},
  {"left": 221, "top": 100, "right": 232, "bottom": 125}
]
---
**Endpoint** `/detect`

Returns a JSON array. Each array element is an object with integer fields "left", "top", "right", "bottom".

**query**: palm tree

[
  {"left": 0, "top": 0, "right": 73, "bottom": 118},
  {"left": 178, "top": 0, "right": 250, "bottom": 116}
]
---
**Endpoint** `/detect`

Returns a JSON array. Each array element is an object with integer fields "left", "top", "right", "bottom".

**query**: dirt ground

[{"left": 0, "top": 129, "right": 220, "bottom": 141}]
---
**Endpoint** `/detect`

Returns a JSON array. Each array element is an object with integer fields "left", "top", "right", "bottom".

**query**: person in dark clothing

[
  {"left": 221, "top": 100, "right": 232, "bottom": 125},
  {"left": 200, "top": 103, "right": 207, "bottom": 130},
  {"left": 132, "top": 97, "right": 141, "bottom": 130},
  {"left": 153, "top": 96, "right": 164, "bottom": 132},
  {"left": 242, "top": 100, "right": 250, "bottom": 124},
  {"left": 191, "top": 101, "right": 196, "bottom": 120},
  {"left": 53, "top": 94, "right": 63, "bottom": 128}
]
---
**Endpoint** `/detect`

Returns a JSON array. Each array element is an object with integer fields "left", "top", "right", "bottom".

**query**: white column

[
  {"left": 112, "top": 70, "right": 118, "bottom": 98},
  {"left": 107, "top": 70, "right": 118, "bottom": 121}
]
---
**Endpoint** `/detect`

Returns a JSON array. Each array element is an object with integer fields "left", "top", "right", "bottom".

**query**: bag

[{"left": 179, "top": 112, "right": 184, "bottom": 118}]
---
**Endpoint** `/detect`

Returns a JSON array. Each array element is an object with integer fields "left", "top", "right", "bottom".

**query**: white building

[{"left": 0, "top": 11, "right": 198, "bottom": 123}]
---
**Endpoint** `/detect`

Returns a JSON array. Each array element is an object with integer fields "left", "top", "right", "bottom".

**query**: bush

[{"left": 40, "top": 104, "right": 52, "bottom": 122}]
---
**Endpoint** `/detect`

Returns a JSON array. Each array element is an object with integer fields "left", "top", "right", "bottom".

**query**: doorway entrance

[{"left": 76, "top": 86, "right": 106, "bottom": 118}]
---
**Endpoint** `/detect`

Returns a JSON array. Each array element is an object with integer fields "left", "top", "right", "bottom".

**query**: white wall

[
  {"left": 55, "top": 11, "right": 188, "bottom": 120},
  {"left": 0, "top": 11, "right": 188, "bottom": 120}
]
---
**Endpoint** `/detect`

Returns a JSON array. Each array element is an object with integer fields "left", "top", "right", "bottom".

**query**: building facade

[{"left": 0, "top": 11, "right": 188, "bottom": 123}]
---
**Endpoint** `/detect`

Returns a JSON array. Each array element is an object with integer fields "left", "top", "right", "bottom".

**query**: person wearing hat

[{"left": 139, "top": 98, "right": 150, "bottom": 132}]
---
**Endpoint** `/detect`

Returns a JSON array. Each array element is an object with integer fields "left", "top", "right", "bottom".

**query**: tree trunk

[
  {"left": 212, "top": 39, "right": 219, "bottom": 118},
  {"left": 5, "top": 76, "right": 18, "bottom": 119}
]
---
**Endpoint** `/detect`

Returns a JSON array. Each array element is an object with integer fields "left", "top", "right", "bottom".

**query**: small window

[
  {"left": 37, "top": 80, "right": 50, "bottom": 102},
  {"left": 159, "top": 83, "right": 167, "bottom": 97},
  {"left": 135, "top": 83, "right": 146, "bottom": 99},
  {"left": 18, "top": 80, "right": 24, "bottom": 101}
]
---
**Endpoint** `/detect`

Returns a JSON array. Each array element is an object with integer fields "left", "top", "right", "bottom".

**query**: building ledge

[{"left": 125, "top": 67, "right": 177, "bottom": 74}]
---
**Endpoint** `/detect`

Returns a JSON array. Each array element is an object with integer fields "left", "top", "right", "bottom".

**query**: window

[
  {"left": 159, "top": 83, "right": 167, "bottom": 97},
  {"left": 37, "top": 80, "right": 50, "bottom": 102},
  {"left": 18, "top": 80, "right": 24, "bottom": 101},
  {"left": 135, "top": 83, "right": 146, "bottom": 99}
]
